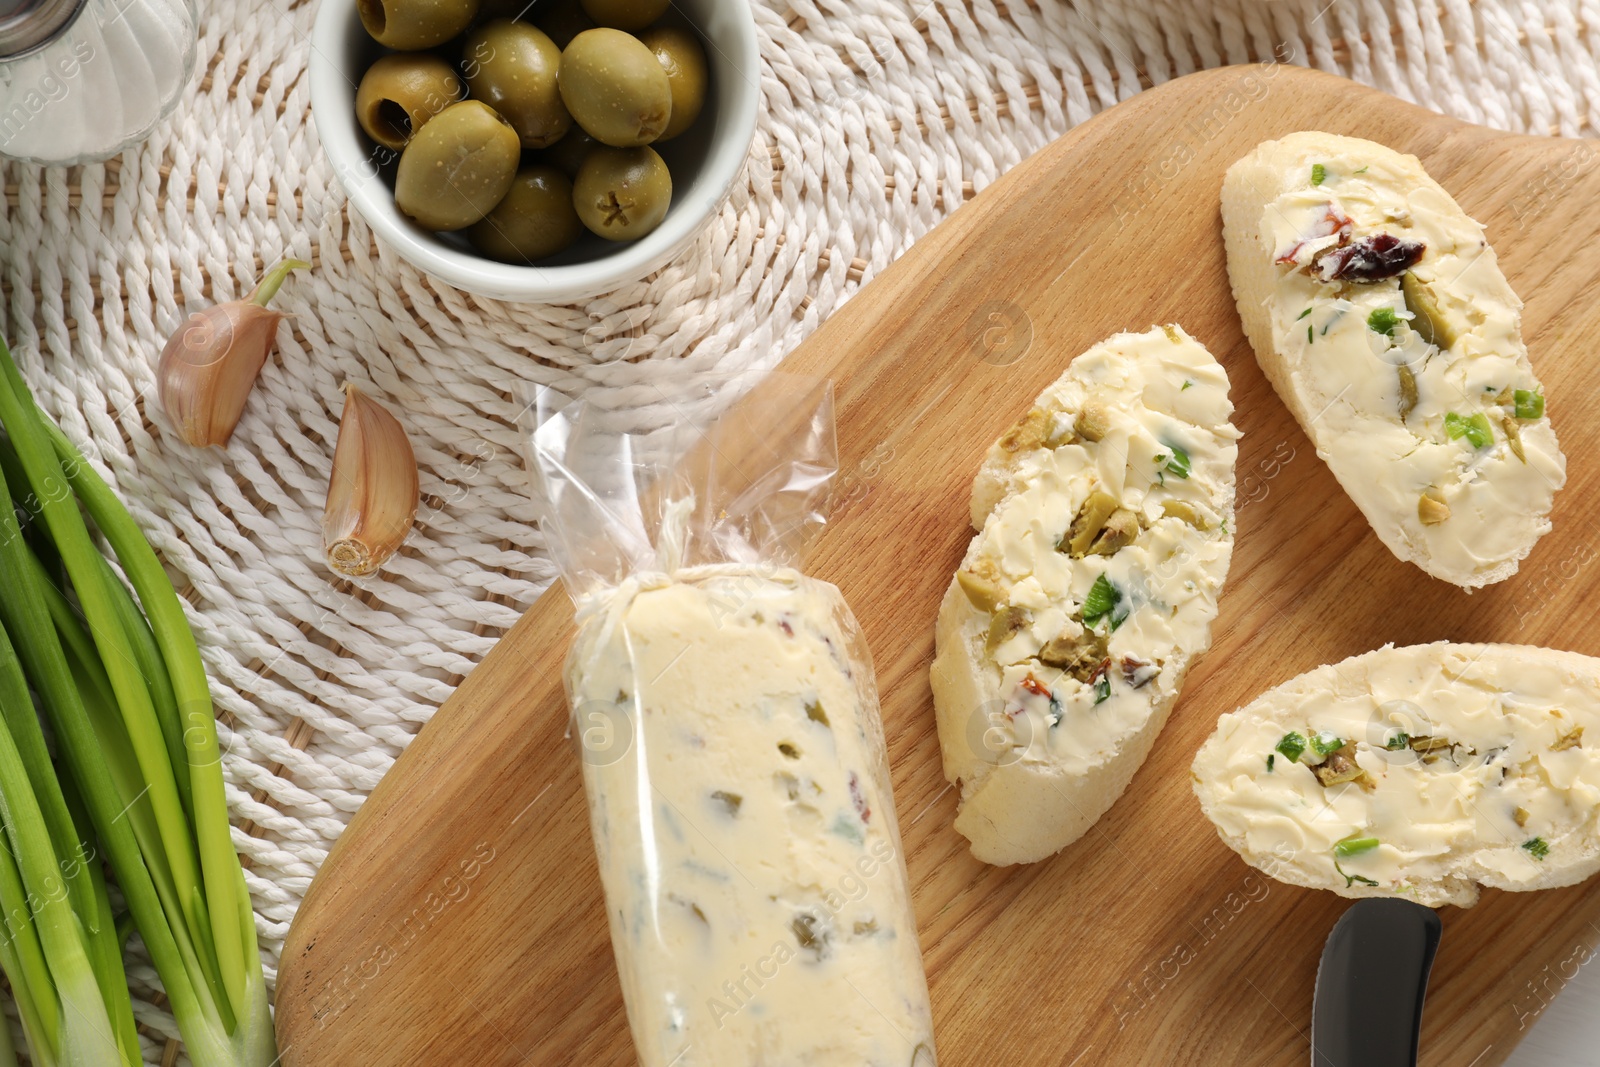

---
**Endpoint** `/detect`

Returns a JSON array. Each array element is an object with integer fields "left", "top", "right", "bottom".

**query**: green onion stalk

[{"left": 0, "top": 336, "right": 274, "bottom": 1066}]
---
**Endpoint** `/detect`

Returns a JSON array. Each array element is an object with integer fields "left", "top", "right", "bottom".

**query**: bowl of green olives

[{"left": 309, "top": 0, "right": 757, "bottom": 302}]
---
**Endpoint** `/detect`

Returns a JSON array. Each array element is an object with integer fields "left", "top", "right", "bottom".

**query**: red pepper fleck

[
  {"left": 1088, "top": 658, "right": 1112, "bottom": 686},
  {"left": 1020, "top": 674, "right": 1052, "bottom": 699},
  {"left": 848, "top": 771, "right": 871, "bottom": 824},
  {"left": 779, "top": 618, "right": 794, "bottom": 636},
  {"left": 1276, "top": 203, "right": 1353, "bottom": 265}
]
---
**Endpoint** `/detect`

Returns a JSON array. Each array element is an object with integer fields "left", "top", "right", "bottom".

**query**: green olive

[
  {"left": 355, "top": 54, "right": 464, "bottom": 151},
  {"left": 535, "top": 0, "right": 595, "bottom": 47},
  {"left": 469, "top": 165, "right": 583, "bottom": 261},
  {"left": 394, "top": 100, "right": 521, "bottom": 231},
  {"left": 579, "top": 0, "right": 665, "bottom": 30},
  {"left": 573, "top": 145, "right": 671, "bottom": 240},
  {"left": 539, "top": 126, "right": 599, "bottom": 178},
  {"left": 558, "top": 28, "right": 672, "bottom": 146},
  {"left": 461, "top": 20, "right": 570, "bottom": 149},
  {"left": 637, "top": 25, "right": 706, "bottom": 141},
  {"left": 358, "top": 0, "right": 480, "bottom": 50}
]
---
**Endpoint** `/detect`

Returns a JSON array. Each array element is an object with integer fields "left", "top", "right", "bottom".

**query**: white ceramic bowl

[{"left": 309, "top": 0, "right": 758, "bottom": 303}]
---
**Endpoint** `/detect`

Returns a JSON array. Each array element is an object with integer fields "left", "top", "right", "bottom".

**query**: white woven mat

[{"left": 2, "top": 0, "right": 1598, "bottom": 1058}]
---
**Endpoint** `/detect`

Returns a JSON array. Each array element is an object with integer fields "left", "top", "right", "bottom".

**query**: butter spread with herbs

[
  {"left": 1225, "top": 132, "right": 1565, "bottom": 588},
  {"left": 1192, "top": 642, "right": 1600, "bottom": 908},
  {"left": 568, "top": 567, "right": 936, "bottom": 1067},
  {"left": 932, "top": 325, "right": 1238, "bottom": 865}
]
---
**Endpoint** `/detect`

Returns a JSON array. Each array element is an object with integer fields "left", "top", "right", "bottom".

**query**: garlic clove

[
  {"left": 157, "top": 259, "right": 308, "bottom": 447},
  {"left": 323, "top": 385, "right": 419, "bottom": 579}
]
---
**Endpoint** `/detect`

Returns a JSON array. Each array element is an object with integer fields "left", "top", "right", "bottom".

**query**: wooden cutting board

[{"left": 276, "top": 64, "right": 1600, "bottom": 1067}]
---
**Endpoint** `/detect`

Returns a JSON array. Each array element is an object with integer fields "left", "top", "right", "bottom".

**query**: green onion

[
  {"left": 1308, "top": 324, "right": 1314, "bottom": 345},
  {"left": 1385, "top": 732, "right": 1410, "bottom": 751},
  {"left": 1093, "top": 675, "right": 1111, "bottom": 704},
  {"left": 1444, "top": 411, "right": 1494, "bottom": 449},
  {"left": 1310, "top": 730, "right": 1345, "bottom": 758},
  {"left": 1523, "top": 837, "right": 1550, "bottom": 861},
  {"left": 1164, "top": 444, "right": 1191, "bottom": 480},
  {"left": 1275, "top": 732, "right": 1307, "bottom": 762},
  {"left": 1297, "top": 307, "right": 1313, "bottom": 320},
  {"left": 1353, "top": 166, "right": 1369, "bottom": 174},
  {"left": 0, "top": 337, "right": 274, "bottom": 1067},
  {"left": 1334, "top": 834, "right": 1380, "bottom": 857},
  {"left": 1367, "top": 307, "right": 1399, "bottom": 337},
  {"left": 1081, "top": 574, "right": 1120, "bottom": 626},
  {"left": 1267, "top": 754, "right": 1276, "bottom": 772},
  {"left": 1513, "top": 389, "right": 1544, "bottom": 419},
  {"left": 1181, "top": 379, "right": 1194, "bottom": 391},
  {"left": 1311, "top": 163, "right": 1327, "bottom": 186}
]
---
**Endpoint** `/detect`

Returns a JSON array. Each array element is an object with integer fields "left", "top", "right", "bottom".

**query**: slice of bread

[
  {"left": 1222, "top": 132, "right": 1564, "bottom": 589},
  {"left": 931, "top": 324, "right": 1238, "bottom": 865},
  {"left": 1192, "top": 642, "right": 1600, "bottom": 908}
]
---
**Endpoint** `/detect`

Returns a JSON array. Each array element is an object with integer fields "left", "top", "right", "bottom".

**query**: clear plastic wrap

[{"left": 529, "top": 376, "right": 937, "bottom": 1067}]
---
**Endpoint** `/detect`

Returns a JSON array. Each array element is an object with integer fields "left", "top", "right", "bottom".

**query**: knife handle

[{"left": 1312, "top": 898, "right": 1443, "bottom": 1067}]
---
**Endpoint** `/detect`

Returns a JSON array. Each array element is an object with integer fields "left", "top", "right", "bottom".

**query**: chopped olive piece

[
  {"left": 1523, "top": 837, "right": 1550, "bottom": 861},
  {"left": 1333, "top": 834, "right": 1380, "bottom": 857},
  {"left": 791, "top": 912, "right": 827, "bottom": 957},
  {"left": 1074, "top": 395, "right": 1112, "bottom": 442},
  {"left": 1061, "top": 490, "right": 1120, "bottom": 557},
  {"left": 1401, "top": 272, "right": 1458, "bottom": 349},
  {"left": 986, "top": 604, "right": 1032, "bottom": 653},
  {"left": 1276, "top": 732, "right": 1307, "bottom": 762},
  {"left": 1367, "top": 307, "right": 1399, "bottom": 336},
  {"left": 1087, "top": 507, "right": 1140, "bottom": 557},
  {"left": 1397, "top": 365, "right": 1419, "bottom": 422},
  {"left": 1513, "top": 806, "right": 1530, "bottom": 828},
  {"left": 1312, "top": 233, "right": 1425, "bottom": 283},
  {"left": 1161, "top": 499, "right": 1209, "bottom": 529},
  {"left": 1418, "top": 489, "right": 1450, "bottom": 525},
  {"left": 957, "top": 565, "right": 1004, "bottom": 612},
  {"left": 805, "top": 700, "right": 829, "bottom": 727},
  {"left": 1514, "top": 389, "right": 1545, "bottom": 420},
  {"left": 1311, "top": 163, "right": 1327, "bottom": 186},
  {"left": 1313, "top": 746, "right": 1373, "bottom": 790},
  {"left": 1501, "top": 416, "right": 1526, "bottom": 462},
  {"left": 1554, "top": 725, "right": 1584, "bottom": 751},
  {"left": 1038, "top": 627, "right": 1109, "bottom": 682},
  {"left": 1162, "top": 324, "right": 1183, "bottom": 344},
  {"left": 710, "top": 790, "right": 743, "bottom": 815},
  {"left": 1408, "top": 734, "right": 1453, "bottom": 752},
  {"left": 999, "top": 407, "right": 1052, "bottom": 452}
]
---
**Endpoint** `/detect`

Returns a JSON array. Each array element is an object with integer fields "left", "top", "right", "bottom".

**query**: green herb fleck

[
  {"left": 1334, "top": 834, "right": 1380, "bottom": 858},
  {"left": 1081, "top": 573, "right": 1121, "bottom": 627},
  {"left": 1297, "top": 307, "right": 1313, "bottom": 321},
  {"left": 1335, "top": 861, "right": 1380, "bottom": 889},
  {"left": 1311, "top": 163, "right": 1327, "bottom": 186},
  {"left": 1276, "top": 732, "right": 1307, "bottom": 763},
  {"left": 1524, "top": 837, "right": 1550, "bottom": 861},
  {"left": 1353, "top": 166, "right": 1369, "bottom": 174},
  {"left": 1310, "top": 731, "right": 1345, "bottom": 758},
  {"left": 1267, "top": 754, "right": 1276, "bottom": 772},
  {"left": 1308, "top": 324, "right": 1315, "bottom": 345},
  {"left": 1181, "top": 379, "right": 1195, "bottom": 391},
  {"left": 1385, "top": 731, "right": 1410, "bottom": 751},
  {"left": 1513, "top": 389, "right": 1545, "bottom": 419},
  {"left": 1367, "top": 307, "right": 1400, "bottom": 337},
  {"left": 1444, "top": 411, "right": 1494, "bottom": 449},
  {"left": 1164, "top": 445, "right": 1191, "bottom": 480},
  {"left": 1093, "top": 674, "right": 1111, "bottom": 704}
]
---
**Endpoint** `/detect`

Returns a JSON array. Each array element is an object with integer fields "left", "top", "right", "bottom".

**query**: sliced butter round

[
  {"left": 931, "top": 324, "right": 1239, "bottom": 865},
  {"left": 1222, "top": 131, "right": 1565, "bottom": 589},
  {"left": 1192, "top": 642, "right": 1600, "bottom": 908}
]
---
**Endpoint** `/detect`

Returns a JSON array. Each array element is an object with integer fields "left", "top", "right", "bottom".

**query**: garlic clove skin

[
  {"left": 156, "top": 259, "right": 308, "bottom": 447},
  {"left": 323, "top": 385, "right": 419, "bottom": 579}
]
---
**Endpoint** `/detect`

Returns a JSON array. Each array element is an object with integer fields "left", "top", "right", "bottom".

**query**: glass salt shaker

[{"left": 0, "top": 0, "right": 197, "bottom": 166}]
